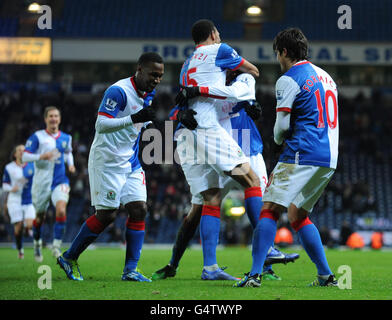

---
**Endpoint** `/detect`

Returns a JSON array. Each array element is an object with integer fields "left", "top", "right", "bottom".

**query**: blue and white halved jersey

[
  {"left": 2, "top": 161, "right": 34, "bottom": 205},
  {"left": 24, "top": 130, "right": 72, "bottom": 190},
  {"left": 276, "top": 61, "right": 339, "bottom": 169},
  {"left": 89, "top": 76, "right": 155, "bottom": 173}
]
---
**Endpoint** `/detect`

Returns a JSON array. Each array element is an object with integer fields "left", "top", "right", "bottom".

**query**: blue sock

[
  {"left": 250, "top": 210, "right": 278, "bottom": 276},
  {"left": 244, "top": 187, "right": 263, "bottom": 228},
  {"left": 54, "top": 219, "right": 66, "bottom": 241},
  {"left": 294, "top": 218, "right": 332, "bottom": 276},
  {"left": 200, "top": 205, "right": 221, "bottom": 267},
  {"left": 63, "top": 215, "right": 104, "bottom": 260},
  {"left": 123, "top": 220, "right": 145, "bottom": 273}
]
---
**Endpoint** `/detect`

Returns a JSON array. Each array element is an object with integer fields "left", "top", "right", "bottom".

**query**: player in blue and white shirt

[
  {"left": 172, "top": 19, "right": 266, "bottom": 281},
  {"left": 57, "top": 52, "right": 164, "bottom": 282},
  {"left": 236, "top": 28, "right": 339, "bottom": 288},
  {"left": 2, "top": 145, "right": 35, "bottom": 259},
  {"left": 22, "top": 106, "right": 75, "bottom": 261},
  {"left": 153, "top": 71, "right": 299, "bottom": 281}
]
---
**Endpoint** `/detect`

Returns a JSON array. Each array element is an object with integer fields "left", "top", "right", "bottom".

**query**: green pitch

[{"left": 0, "top": 246, "right": 391, "bottom": 300}]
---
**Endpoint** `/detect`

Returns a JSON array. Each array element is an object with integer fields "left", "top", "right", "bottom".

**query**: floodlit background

[{"left": 0, "top": 0, "right": 391, "bottom": 249}]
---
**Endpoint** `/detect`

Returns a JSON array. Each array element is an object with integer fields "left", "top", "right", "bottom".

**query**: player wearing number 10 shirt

[{"left": 235, "top": 28, "right": 339, "bottom": 288}]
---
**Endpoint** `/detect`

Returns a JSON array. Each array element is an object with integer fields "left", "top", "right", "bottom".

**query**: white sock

[
  {"left": 53, "top": 239, "right": 62, "bottom": 249},
  {"left": 204, "top": 264, "right": 219, "bottom": 272}
]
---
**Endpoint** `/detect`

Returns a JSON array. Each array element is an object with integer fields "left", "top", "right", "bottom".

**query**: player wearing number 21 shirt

[{"left": 235, "top": 28, "right": 340, "bottom": 288}]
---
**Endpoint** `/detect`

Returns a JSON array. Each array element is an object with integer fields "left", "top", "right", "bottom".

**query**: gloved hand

[
  {"left": 244, "top": 101, "right": 262, "bottom": 121},
  {"left": 131, "top": 106, "right": 156, "bottom": 123},
  {"left": 175, "top": 85, "right": 200, "bottom": 106},
  {"left": 177, "top": 109, "right": 198, "bottom": 130}
]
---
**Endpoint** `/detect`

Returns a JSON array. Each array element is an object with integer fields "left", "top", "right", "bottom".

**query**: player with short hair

[
  {"left": 153, "top": 71, "right": 299, "bottom": 281},
  {"left": 22, "top": 106, "right": 75, "bottom": 261},
  {"left": 235, "top": 28, "right": 339, "bottom": 288},
  {"left": 172, "top": 19, "right": 269, "bottom": 280},
  {"left": 56, "top": 52, "right": 164, "bottom": 282},
  {"left": 2, "top": 145, "right": 35, "bottom": 259}
]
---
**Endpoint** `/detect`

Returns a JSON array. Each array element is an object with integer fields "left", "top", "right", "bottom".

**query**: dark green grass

[{"left": 0, "top": 246, "right": 391, "bottom": 300}]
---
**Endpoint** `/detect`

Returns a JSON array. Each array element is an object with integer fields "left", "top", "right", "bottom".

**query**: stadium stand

[{"left": 1, "top": 0, "right": 391, "bottom": 247}]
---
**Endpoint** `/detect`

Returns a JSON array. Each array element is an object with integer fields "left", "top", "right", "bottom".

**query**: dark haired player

[
  {"left": 57, "top": 52, "right": 164, "bottom": 282},
  {"left": 235, "top": 28, "right": 339, "bottom": 287}
]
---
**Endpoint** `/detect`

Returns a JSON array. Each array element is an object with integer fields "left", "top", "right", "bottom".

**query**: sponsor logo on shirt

[{"left": 105, "top": 98, "right": 118, "bottom": 111}]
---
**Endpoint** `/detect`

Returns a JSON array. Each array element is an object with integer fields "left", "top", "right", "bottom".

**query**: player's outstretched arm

[{"left": 237, "top": 58, "right": 259, "bottom": 78}]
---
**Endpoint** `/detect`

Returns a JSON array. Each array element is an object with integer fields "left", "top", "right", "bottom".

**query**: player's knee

[{"left": 126, "top": 201, "right": 147, "bottom": 221}]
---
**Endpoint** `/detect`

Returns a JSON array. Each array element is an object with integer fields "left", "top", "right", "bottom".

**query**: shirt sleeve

[
  {"left": 95, "top": 115, "right": 133, "bottom": 134},
  {"left": 64, "top": 136, "right": 74, "bottom": 166},
  {"left": 215, "top": 43, "right": 244, "bottom": 71},
  {"left": 22, "top": 134, "right": 40, "bottom": 162},
  {"left": 98, "top": 85, "right": 127, "bottom": 118},
  {"left": 2, "top": 168, "right": 11, "bottom": 185},
  {"left": 274, "top": 111, "right": 291, "bottom": 145},
  {"left": 24, "top": 133, "right": 39, "bottom": 154},
  {"left": 200, "top": 73, "right": 255, "bottom": 101},
  {"left": 275, "top": 75, "right": 301, "bottom": 113}
]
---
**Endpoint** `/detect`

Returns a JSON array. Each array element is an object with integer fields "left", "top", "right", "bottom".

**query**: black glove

[
  {"left": 175, "top": 85, "right": 200, "bottom": 106},
  {"left": 244, "top": 101, "right": 262, "bottom": 121},
  {"left": 131, "top": 106, "right": 156, "bottom": 123},
  {"left": 177, "top": 109, "right": 198, "bottom": 130}
]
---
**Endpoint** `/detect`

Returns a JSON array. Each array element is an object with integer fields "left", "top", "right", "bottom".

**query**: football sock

[
  {"left": 204, "top": 264, "right": 219, "bottom": 272},
  {"left": 244, "top": 187, "right": 263, "bottom": 228},
  {"left": 53, "top": 216, "right": 66, "bottom": 242},
  {"left": 292, "top": 217, "right": 332, "bottom": 276},
  {"left": 200, "top": 205, "right": 220, "bottom": 267},
  {"left": 63, "top": 215, "right": 105, "bottom": 260},
  {"left": 15, "top": 231, "right": 23, "bottom": 251},
  {"left": 123, "top": 219, "right": 145, "bottom": 273},
  {"left": 32, "top": 219, "right": 43, "bottom": 241},
  {"left": 169, "top": 214, "right": 200, "bottom": 269},
  {"left": 250, "top": 209, "right": 279, "bottom": 276}
]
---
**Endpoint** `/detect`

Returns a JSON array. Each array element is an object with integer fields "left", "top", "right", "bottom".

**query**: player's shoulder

[
  {"left": 30, "top": 129, "right": 45, "bottom": 139},
  {"left": 4, "top": 161, "right": 14, "bottom": 171},
  {"left": 59, "top": 131, "right": 72, "bottom": 139},
  {"left": 276, "top": 74, "right": 300, "bottom": 90},
  {"left": 310, "top": 63, "right": 337, "bottom": 87}
]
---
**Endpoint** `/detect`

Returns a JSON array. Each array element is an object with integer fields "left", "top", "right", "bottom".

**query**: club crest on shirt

[
  {"left": 62, "top": 141, "right": 67, "bottom": 149},
  {"left": 107, "top": 191, "right": 116, "bottom": 200},
  {"left": 105, "top": 98, "right": 118, "bottom": 111}
]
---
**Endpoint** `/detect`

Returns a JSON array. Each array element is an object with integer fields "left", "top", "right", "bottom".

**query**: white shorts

[
  {"left": 177, "top": 126, "right": 248, "bottom": 195},
  {"left": 7, "top": 203, "right": 36, "bottom": 224},
  {"left": 191, "top": 153, "right": 268, "bottom": 205},
  {"left": 262, "top": 162, "right": 335, "bottom": 212},
  {"left": 89, "top": 167, "right": 147, "bottom": 210},
  {"left": 32, "top": 183, "right": 70, "bottom": 213}
]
